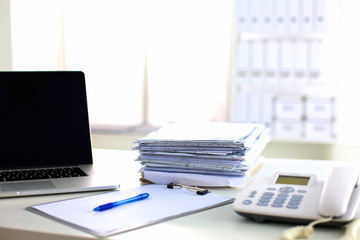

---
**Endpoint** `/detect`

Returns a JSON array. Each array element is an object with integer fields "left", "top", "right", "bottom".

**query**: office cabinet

[
  {"left": 231, "top": 0, "right": 338, "bottom": 143},
  {"left": 274, "top": 120, "right": 302, "bottom": 138},
  {"left": 305, "top": 97, "right": 334, "bottom": 120},
  {"left": 274, "top": 95, "right": 303, "bottom": 120},
  {"left": 305, "top": 120, "right": 333, "bottom": 139}
]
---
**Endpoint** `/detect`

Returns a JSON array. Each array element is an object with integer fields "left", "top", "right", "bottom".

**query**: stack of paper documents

[{"left": 133, "top": 122, "right": 270, "bottom": 187}]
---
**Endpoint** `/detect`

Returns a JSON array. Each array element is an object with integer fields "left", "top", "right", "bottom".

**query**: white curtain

[
  {"left": 333, "top": 0, "right": 360, "bottom": 145},
  {"left": 10, "top": 0, "right": 233, "bottom": 128}
]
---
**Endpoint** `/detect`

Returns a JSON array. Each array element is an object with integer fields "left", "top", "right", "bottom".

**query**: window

[
  {"left": 8, "top": 0, "right": 360, "bottom": 145},
  {"left": 10, "top": 0, "right": 233, "bottom": 129}
]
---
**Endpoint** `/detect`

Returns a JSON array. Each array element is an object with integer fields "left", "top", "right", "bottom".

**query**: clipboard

[{"left": 27, "top": 184, "right": 233, "bottom": 237}]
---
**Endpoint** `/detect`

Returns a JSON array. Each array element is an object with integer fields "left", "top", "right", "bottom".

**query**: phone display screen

[{"left": 275, "top": 175, "right": 310, "bottom": 186}]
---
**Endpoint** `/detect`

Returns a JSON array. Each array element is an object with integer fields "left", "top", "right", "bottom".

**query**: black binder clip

[{"left": 167, "top": 183, "right": 211, "bottom": 195}]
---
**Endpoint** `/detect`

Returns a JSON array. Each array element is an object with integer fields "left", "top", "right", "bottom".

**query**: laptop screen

[{"left": 0, "top": 71, "right": 93, "bottom": 169}]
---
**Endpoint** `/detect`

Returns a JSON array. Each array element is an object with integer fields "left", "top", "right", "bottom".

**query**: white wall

[
  {"left": 91, "top": 132, "right": 146, "bottom": 151},
  {"left": 0, "top": 0, "right": 12, "bottom": 70}
]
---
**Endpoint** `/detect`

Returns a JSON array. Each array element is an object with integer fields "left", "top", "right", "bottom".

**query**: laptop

[{"left": 0, "top": 71, "right": 120, "bottom": 198}]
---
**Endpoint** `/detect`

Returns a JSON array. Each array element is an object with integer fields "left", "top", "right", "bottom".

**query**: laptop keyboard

[{"left": 0, "top": 167, "right": 88, "bottom": 182}]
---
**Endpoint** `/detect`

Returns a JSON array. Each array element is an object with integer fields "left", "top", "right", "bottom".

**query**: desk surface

[{"left": 0, "top": 149, "right": 359, "bottom": 240}]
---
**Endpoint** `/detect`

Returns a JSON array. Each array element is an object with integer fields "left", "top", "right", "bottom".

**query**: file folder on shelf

[
  {"left": 251, "top": 40, "right": 264, "bottom": 84},
  {"left": 314, "top": 0, "right": 327, "bottom": 31},
  {"left": 275, "top": 0, "right": 286, "bottom": 31},
  {"left": 280, "top": 41, "right": 293, "bottom": 85},
  {"left": 301, "top": 0, "right": 313, "bottom": 32},
  {"left": 288, "top": 0, "right": 299, "bottom": 32},
  {"left": 265, "top": 40, "right": 278, "bottom": 85},
  {"left": 237, "top": 41, "right": 250, "bottom": 84},
  {"left": 249, "top": 0, "right": 262, "bottom": 31},
  {"left": 236, "top": 0, "right": 249, "bottom": 31},
  {"left": 295, "top": 40, "right": 307, "bottom": 85},
  {"left": 263, "top": 0, "right": 274, "bottom": 31}
]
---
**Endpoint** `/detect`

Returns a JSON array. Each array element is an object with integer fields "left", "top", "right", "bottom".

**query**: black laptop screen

[{"left": 0, "top": 71, "right": 93, "bottom": 169}]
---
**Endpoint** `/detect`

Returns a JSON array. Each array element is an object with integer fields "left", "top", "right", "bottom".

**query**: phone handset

[
  {"left": 281, "top": 167, "right": 360, "bottom": 240},
  {"left": 318, "top": 166, "right": 359, "bottom": 218}
]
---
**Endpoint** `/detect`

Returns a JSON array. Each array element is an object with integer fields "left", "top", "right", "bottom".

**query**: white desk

[{"left": 0, "top": 149, "right": 359, "bottom": 240}]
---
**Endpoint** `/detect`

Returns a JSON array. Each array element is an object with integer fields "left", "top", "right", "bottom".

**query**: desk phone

[{"left": 233, "top": 166, "right": 360, "bottom": 225}]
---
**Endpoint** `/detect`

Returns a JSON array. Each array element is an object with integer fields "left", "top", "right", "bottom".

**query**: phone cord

[{"left": 279, "top": 217, "right": 360, "bottom": 240}]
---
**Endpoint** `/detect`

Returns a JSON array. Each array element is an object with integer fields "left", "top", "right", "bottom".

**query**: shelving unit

[{"left": 231, "top": 0, "right": 338, "bottom": 143}]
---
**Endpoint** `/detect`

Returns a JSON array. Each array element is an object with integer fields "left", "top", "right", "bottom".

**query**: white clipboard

[{"left": 27, "top": 184, "right": 233, "bottom": 237}]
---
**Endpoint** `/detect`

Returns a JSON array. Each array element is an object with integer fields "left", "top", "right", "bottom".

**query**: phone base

[{"left": 236, "top": 212, "right": 351, "bottom": 227}]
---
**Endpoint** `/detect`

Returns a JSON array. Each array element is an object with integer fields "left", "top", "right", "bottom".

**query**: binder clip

[{"left": 167, "top": 183, "right": 211, "bottom": 195}]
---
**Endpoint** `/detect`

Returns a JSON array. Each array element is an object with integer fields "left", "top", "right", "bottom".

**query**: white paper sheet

[
  {"left": 144, "top": 171, "right": 248, "bottom": 188},
  {"left": 136, "top": 122, "right": 264, "bottom": 146},
  {"left": 27, "top": 184, "right": 233, "bottom": 237}
]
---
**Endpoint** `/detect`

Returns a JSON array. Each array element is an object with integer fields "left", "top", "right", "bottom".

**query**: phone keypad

[
  {"left": 257, "top": 192, "right": 274, "bottom": 206},
  {"left": 279, "top": 186, "right": 295, "bottom": 193},
  {"left": 287, "top": 194, "right": 304, "bottom": 209},
  {"left": 242, "top": 186, "right": 306, "bottom": 210}
]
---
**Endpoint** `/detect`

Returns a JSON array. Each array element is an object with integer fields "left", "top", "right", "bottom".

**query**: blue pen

[{"left": 93, "top": 193, "right": 150, "bottom": 212}]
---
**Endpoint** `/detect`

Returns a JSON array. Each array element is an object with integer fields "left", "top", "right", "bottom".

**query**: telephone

[{"left": 233, "top": 166, "right": 360, "bottom": 225}]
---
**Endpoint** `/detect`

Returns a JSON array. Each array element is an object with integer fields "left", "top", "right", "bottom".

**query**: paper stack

[{"left": 133, "top": 122, "right": 270, "bottom": 188}]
